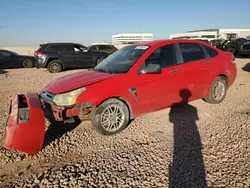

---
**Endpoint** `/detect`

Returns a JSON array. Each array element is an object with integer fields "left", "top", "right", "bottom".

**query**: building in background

[
  {"left": 170, "top": 29, "right": 250, "bottom": 40},
  {"left": 112, "top": 33, "right": 153, "bottom": 45}
]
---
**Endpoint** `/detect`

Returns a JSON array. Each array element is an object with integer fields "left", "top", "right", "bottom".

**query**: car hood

[{"left": 45, "top": 70, "right": 116, "bottom": 94}]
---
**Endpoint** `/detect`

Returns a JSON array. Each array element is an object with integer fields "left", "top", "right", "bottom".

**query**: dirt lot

[{"left": 0, "top": 59, "right": 250, "bottom": 187}]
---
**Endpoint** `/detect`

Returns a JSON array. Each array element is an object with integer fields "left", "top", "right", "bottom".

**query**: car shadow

[
  {"left": 168, "top": 89, "right": 207, "bottom": 188},
  {"left": 242, "top": 63, "right": 250, "bottom": 72},
  {"left": 0, "top": 69, "right": 8, "bottom": 74},
  {"left": 43, "top": 117, "right": 81, "bottom": 149}
]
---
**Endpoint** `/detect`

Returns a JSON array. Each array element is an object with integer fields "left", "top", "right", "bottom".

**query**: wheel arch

[
  {"left": 96, "top": 96, "right": 133, "bottom": 119},
  {"left": 204, "top": 74, "right": 228, "bottom": 99},
  {"left": 46, "top": 58, "right": 63, "bottom": 68}
]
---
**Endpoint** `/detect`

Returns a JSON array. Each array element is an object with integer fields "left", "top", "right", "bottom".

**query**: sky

[{"left": 0, "top": 0, "right": 249, "bottom": 47}]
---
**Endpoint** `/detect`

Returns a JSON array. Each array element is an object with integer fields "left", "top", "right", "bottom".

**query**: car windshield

[{"left": 94, "top": 45, "right": 150, "bottom": 74}]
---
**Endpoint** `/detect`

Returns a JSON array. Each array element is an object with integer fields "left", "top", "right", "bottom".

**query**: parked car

[
  {"left": 209, "top": 39, "right": 221, "bottom": 47},
  {"left": 88, "top": 44, "right": 118, "bottom": 54},
  {"left": 33, "top": 39, "right": 237, "bottom": 136},
  {"left": 224, "top": 38, "right": 250, "bottom": 57},
  {"left": 34, "top": 43, "right": 109, "bottom": 73},
  {"left": 0, "top": 50, "right": 34, "bottom": 69}
]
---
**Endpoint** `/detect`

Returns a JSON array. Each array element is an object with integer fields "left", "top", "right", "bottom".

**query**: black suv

[
  {"left": 34, "top": 43, "right": 108, "bottom": 73},
  {"left": 88, "top": 44, "right": 118, "bottom": 54},
  {"left": 225, "top": 38, "right": 250, "bottom": 57}
]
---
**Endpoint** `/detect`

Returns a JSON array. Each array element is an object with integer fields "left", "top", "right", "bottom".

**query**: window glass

[
  {"left": 0, "top": 51, "right": 13, "bottom": 57},
  {"left": 144, "top": 44, "right": 176, "bottom": 68},
  {"left": 94, "top": 45, "right": 149, "bottom": 74},
  {"left": 46, "top": 45, "right": 73, "bottom": 52},
  {"left": 202, "top": 45, "right": 218, "bottom": 58},
  {"left": 242, "top": 44, "right": 250, "bottom": 50},
  {"left": 179, "top": 43, "right": 205, "bottom": 63}
]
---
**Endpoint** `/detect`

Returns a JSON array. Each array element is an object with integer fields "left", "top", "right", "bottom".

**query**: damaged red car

[{"left": 2, "top": 39, "right": 237, "bottom": 155}]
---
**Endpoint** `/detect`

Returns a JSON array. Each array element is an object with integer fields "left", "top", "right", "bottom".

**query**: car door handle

[
  {"left": 170, "top": 69, "right": 179, "bottom": 73},
  {"left": 204, "top": 61, "right": 211, "bottom": 65}
]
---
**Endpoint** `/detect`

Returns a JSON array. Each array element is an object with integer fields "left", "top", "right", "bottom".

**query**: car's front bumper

[
  {"left": 1, "top": 93, "right": 45, "bottom": 155},
  {"left": 40, "top": 89, "right": 95, "bottom": 121}
]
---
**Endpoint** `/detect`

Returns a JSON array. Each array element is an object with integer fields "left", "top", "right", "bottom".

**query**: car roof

[
  {"left": 41, "top": 42, "right": 84, "bottom": 46},
  {"left": 0, "top": 49, "right": 13, "bottom": 53},
  {"left": 130, "top": 39, "right": 209, "bottom": 47}
]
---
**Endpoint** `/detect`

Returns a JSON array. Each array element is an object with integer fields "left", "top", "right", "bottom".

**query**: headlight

[{"left": 53, "top": 87, "right": 86, "bottom": 106}]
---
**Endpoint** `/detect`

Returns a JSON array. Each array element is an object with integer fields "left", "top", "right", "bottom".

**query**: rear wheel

[
  {"left": 22, "top": 59, "right": 34, "bottom": 68},
  {"left": 204, "top": 76, "right": 227, "bottom": 104},
  {"left": 47, "top": 60, "right": 62, "bottom": 73},
  {"left": 90, "top": 98, "right": 130, "bottom": 135}
]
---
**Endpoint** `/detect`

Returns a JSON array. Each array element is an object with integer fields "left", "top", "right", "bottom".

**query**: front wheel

[
  {"left": 204, "top": 76, "right": 227, "bottom": 104},
  {"left": 90, "top": 98, "right": 130, "bottom": 135}
]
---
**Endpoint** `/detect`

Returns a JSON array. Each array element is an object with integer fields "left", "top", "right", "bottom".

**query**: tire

[
  {"left": 47, "top": 60, "right": 62, "bottom": 73},
  {"left": 204, "top": 76, "right": 227, "bottom": 104},
  {"left": 22, "top": 59, "right": 34, "bottom": 68},
  {"left": 90, "top": 98, "right": 130, "bottom": 135},
  {"left": 96, "top": 56, "right": 106, "bottom": 65}
]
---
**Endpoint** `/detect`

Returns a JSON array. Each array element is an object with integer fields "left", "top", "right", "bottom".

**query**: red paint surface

[{"left": 3, "top": 93, "right": 45, "bottom": 155}]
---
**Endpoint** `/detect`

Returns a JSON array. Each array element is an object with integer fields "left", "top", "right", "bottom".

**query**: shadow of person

[
  {"left": 168, "top": 89, "right": 207, "bottom": 188},
  {"left": 242, "top": 63, "right": 250, "bottom": 72},
  {"left": 43, "top": 117, "right": 81, "bottom": 149}
]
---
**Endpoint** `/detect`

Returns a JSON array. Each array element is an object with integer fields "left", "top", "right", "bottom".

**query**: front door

[
  {"left": 73, "top": 46, "right": 95, "bottom": 68},
  {"left": 0, "top": 51, "right": 20, "bottom": 68},
  {"left": 133, "top": 43, "right": 186, "bottom": 114}
]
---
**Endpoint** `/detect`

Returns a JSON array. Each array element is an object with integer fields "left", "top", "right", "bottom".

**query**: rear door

[
  {"left": 176, "top": 42, "right": 216, "bottom": 100},
  {"left": 134, "top": 43, "right": 186, "bottom": 113},
  {"left": 46, "top": 44, "right": 75, "bottom": 67}
]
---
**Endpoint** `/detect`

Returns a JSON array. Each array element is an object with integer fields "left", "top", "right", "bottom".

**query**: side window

[
  {"left": 91, "top": 46, "right": 97, "bottom": 50},
  {"left": 179, "top": 43, "right": 206, "bottom": 63},
  {"left": 99, "top": 45, "right": 107, "bottom": 50},
  {"left": 106, "top": 45, "right": 113, "bottom": 49},
  {"left": 0, "top": 51, "right": 13, "bottom": 57},
  {"left": 144, "top": 44, "right": 177, "bottom": 68},
  {"left": 202, "top": 45, "right": 218, "bottom": 58},
  {"left": 46, "top": 45, "right": 73, "bottom": 52},
  {"left": 243, "top": 44, "right": 250, "bottom": 50}
]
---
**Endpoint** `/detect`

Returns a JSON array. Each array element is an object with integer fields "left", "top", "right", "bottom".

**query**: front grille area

[{"left": 40, "top": 89, "right": 55, "bottom": 104}]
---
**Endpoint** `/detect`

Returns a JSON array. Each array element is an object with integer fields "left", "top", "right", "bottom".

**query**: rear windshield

[{"left": 36, "top": 44, "right": 46, "bottom": 52}]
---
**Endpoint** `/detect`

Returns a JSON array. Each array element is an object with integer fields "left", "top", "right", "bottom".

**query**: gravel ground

[{"left": 0, "top": 59, "right": 250, "bottom": 188}]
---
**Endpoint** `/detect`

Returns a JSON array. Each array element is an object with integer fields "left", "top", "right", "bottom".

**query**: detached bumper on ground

[
  {"left": 1, "top": 92, "right": 95, "bottom": 155},
  {"left": 1, "top": 93, "right": 45, "bottom": 155}
]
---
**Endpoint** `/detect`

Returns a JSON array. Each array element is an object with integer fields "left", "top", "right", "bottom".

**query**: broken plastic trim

[{"left": 17, "top": 94, "right": 30, "bottom": 124}]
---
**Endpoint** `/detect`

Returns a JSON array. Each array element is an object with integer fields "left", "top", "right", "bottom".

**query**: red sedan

[
  {"left": 41, "top": 39, "right": 236, "bottom": 134},
  {"left": 3, "top": 39, "right": 237, "bottom": 155}
]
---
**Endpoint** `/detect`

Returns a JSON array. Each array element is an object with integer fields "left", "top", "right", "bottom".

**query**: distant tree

[{"left": 246, "top": 35, "right": 250, "bottom": 39}]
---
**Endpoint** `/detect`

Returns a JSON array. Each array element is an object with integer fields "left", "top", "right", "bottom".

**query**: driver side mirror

[{"left": 140, "top": 63, "right": 161, "bottom": 74}]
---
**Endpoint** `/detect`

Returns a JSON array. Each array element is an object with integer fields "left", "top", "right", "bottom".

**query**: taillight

[{"left": 34, "top": 51, "right": 43, "bottom": 56}]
